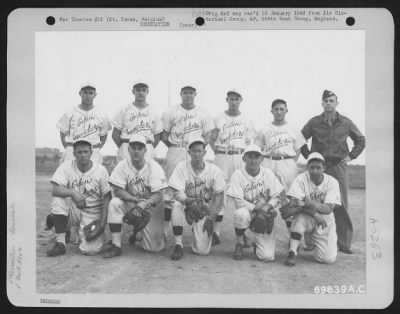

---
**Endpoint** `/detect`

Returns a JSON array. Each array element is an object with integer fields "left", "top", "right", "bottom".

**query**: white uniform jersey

[
  {"left": 214, "top": 112, "right": 255, "bottom": 150},
  {"left": 162, "top": 105, "right": 215, "bottom": 146},
  {"left": 169, "top": 160, "right": 226, "bottom": 201},
  {"left": 57, "top": 106, "right": 111, "bottom": 145},
  {"left": 109, "top": 159, "right": 168, "bottom": 198},
  {"left": 51, "top": 160, "right": 111, "bottom": 214},
  {"left": 112, "top": 103, "right": 163, "bottom": 143},
  {"left": 256, "top": 122, "right": 306, "bottom": 157},
  {"left": 288, "top": 172, "right": 341, "bottom": 206},
  {"left": 227, "top": 166, "right": 284, "bottom": 205}
]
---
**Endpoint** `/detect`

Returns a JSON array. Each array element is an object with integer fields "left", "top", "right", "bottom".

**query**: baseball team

[{"left": 44, "top": 82, "right": 365, "bottom": 267}]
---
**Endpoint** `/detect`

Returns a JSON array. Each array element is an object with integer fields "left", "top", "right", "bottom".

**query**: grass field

[{"left": 36, "top": 171, "right": 366, "bottom": 294}]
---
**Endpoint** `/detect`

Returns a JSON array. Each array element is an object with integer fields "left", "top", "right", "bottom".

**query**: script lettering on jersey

[
  {"left": 219, "top": 129, "right": 245, "bottom": 145},
  {"left": 171, "top": 113, "right": 201, "bottom": 139},
  {"left": 264, "top": 130, "right": 293, "bottom": 153},
  {"left": 128, "top": 176, "right": 151, "bottom": 198},
  {"left": 71, "top": 177, "right": 101, "bottom": 198},
  {"left": 310, "top": 189, "right": 326, "bottom": 203},
  {"left": 186, "top": 178, "right": 213, "bottom": 199},
  {"left": 243, "top": 180, "right": 271, "bottom": 203},
  {"left": 128, "top": 110, "right": 149, "bottom": 121},
  {"left": 70, "top": 114, "right": 101, "bottom": 141},
  {"left": 126, "top": 120, "right": 153, "bottom": 135}
]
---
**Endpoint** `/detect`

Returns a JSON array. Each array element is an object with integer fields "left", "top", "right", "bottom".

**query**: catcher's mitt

[
  {"left": 250, "top": 209, "right": 277, "bottom": 234},
  {"left": 123, "top": 206, "right": 151, "bottom": 232},
  {"left": 184, "top": 199, "right": 209, "bottom": 225},
  {"left": 279, "top": 204, "right": 302, "bottom": 220},
  {"left": 83, "top": 220, "right": 103, "bottom": 241}
]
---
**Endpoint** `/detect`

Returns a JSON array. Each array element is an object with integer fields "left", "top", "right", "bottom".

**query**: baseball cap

[
  {"left": 271, "top": 99, "right": 287, "bottom": 108},
  {"left": 307, "top": 152, "right": 325, "bottom": 164},
  {"left": 72, "top": 139, "right": 92, "bottom": 149},
  {"left": 80, "top": 82, "right": 96, "bottom": 91},
  {"left": 181, "top": 85, "right": 196, "bottom": 92},
  {"left": 129, "top": 134, "right": 147, "bottom": 146},
  {"left": 227, "top": 89, "right": 242, "bottom": 98},
  {"left": 133, "top": 81, "right": 149, "bottom": 89},
  {"left": 187, "top": 137, "right": 206, "bottom": 149},
  {"left": 322, "top": 90, "right": 336, "bottom": 100},
  {"left": 242, "top": 144, "right": 264, "bottom": 157}
]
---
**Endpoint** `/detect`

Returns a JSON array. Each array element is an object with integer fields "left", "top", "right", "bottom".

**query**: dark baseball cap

[
  {"left": 322, "top": 90, "right": 336, "bottom": 100},
  {"left": 227, "top": 90, "right": 242, "bottom": 98},
  {"left": 181, "top": 86, "right": 196, "bottom": 92},
  {"left": 133, "top": 82, "right": 149, "bottom": 89}
]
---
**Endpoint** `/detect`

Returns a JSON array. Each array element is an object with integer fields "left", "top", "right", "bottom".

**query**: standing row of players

[{"left": 45, "top": 82, "right": 365, "bottom": 266}]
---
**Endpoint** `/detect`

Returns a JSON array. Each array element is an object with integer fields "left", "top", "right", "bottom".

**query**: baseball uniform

[
  {"left": 112, "top": 103, "right": 162, "bottom": 162},
  {"left": 287, "top": 171, "right": 341, "bottom": 264},
  {"left": 57, "top": 106, "right": 111, "bottom": 164},
  {"left": 50, "top": 160, "right": 111, "bottom": 255},
  {"left": 256, "top": 122, "right": 306, "bottom": 190},
  {"left": 108, "top": 158, "right": 168, "bottom": 253},
  {"left": 227, "top": 166, "right": 284, "bottom": 261},
  {"left": 169, "top": 160, "right": 226, "bottom": 255},
  {"left": 162, "top": 105, "right": 215, "bottom": 179}
]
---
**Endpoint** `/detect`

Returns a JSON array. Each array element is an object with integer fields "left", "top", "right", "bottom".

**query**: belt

[
  {"left": 215, "top": 149, "right": 244, "bottom": 155},
  {"left": 265, "top": 155, "right": 294, "bottom": 160},
  {"left": 170, "top": 143, "right": 187, "bottom": 148},
  {"left": 121, "top": 139, "right": 153, "bottom": 144},
  {"left": 66, "top": 143, "right": 101, "bottom": 148},
  {"left": 324, "top": 157, "right": 342, "bottom": 165}
]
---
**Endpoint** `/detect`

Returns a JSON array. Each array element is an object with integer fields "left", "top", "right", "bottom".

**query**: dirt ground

[{"left": 36, "top": 174, "right": 366, "bottom": 294}]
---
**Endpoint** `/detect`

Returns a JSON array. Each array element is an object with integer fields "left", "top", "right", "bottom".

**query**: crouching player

[
  {"left": 227, "top": 144, "right": 284, "bottom": 262},
  {"left": 104, "top": 134, "right": 168, "bottom": 258},
  {"left": 47, "top": 139, "right": 112, "bottom": 257},
  {"left": 168, "top": 138, "right": 226, "bottom": 260},
  {"left": 283, "top": 152, "right": 341, "bottom": 266}
]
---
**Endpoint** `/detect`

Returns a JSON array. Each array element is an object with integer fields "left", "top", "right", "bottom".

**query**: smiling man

[{"left": 301, "top": 90, "right": 365, "bottom": 254}]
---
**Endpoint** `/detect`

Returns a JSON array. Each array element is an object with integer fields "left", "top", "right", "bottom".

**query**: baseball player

[
  {"left": 209, "top": 89, "right": 255, "bottom": 246},
  {"left": 227, "top": 144, "right": 284, "bottom": 262},
  {"left": 283, "top": 152, "right": 341, "bottom": 266},
  {"left": 161, "top": 85, "right": 215, "bottom": 241},
  {"left": 254, "top": 99, "right": 312, "bottom": 249},
  {"left": 111, "top": 81, "right": 162, "bottom": 162},
  {"left": 57, "top": 83, "right": 111, "bottom": 164},
  {"left": 168, "top": 138, "right": 226, "bottom": 260},
  {"left": 51, "top": 83, "right": 111, "bottom": 243},
  {"left": 301, "top": 90, "right": 365, "bottom": 254},
  {"left": 104, "top": 134, "right": 168, "bottom": 258},
  {"left": 46, "top": 139, "right": 112, "bottom": 257}
]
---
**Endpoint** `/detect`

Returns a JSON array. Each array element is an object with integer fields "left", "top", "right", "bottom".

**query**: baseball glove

[
  {"left": 83, "top": 220, "right": 103, "bottom": 241},
  {"left": 203, "top": 217, "right": 214, "bottom": 237},
  {"left": 123, "top": 206, "right": 151, "bottom": 232},
  {"left": 279, "top": 204, "right": 302, "bottom": 220},
  {"left": 250, "top": 209, "right": 277, "bottom": 234},
  {"left": 184, "top": 199, "right": 209, "bottom": 225}
]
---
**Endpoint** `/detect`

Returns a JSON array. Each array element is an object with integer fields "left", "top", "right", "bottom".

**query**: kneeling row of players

[{"left": 46, "top": 135, "right": 341, "bottom": 267}]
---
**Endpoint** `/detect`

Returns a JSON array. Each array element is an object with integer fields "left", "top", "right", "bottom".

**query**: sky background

[{"left": 35, "top": 30, "right": 365, "bottom": 164}]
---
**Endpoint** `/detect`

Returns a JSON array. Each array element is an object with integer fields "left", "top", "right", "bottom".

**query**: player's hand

[
  {"left": 313, "top": 213, "right": 327, "bottom": 229},
  {"left": 304, "top": 196, "right": 317, "bottom": 210},
  {"left": 131, "top": 206, "right": 144, "bottom": 218},
  {"left": 254, "top": 198, "right": 268, "bottom": 211},
  {"left": 71, "top": 191, "right": 86, "bottom": 209},
  {"left": 340, "top": 156, "right": 352, "bottom": 165}
]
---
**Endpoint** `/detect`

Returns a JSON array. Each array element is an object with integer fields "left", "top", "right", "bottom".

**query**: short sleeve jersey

[
  {"left": 112, "top": 103, "right": 162, "bottom": 143},
  {"left": 227, "top": 166, "right": 284, "bottom": 204},
  {"left": 162, "top": 105, "right": 215, "bottom": 146},
  {"left": 109, "top": 159, "right": 168, "bottom": 199},
  {"left": 56, "top": 106, "right": 111, "bottom": 145},
  {"left": 169, "top": 160, "right": 226, "bottom": 202},
  {"left": 257, "top": 122, "right": 306, "bottom": 157},
  {"left": 51, "top": 160, "right": 111, "bottom": 213},
  {"left": 214, "top": 112, "right": 255, "bottom": 150}
]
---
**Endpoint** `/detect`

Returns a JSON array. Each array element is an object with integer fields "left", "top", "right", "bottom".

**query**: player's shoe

[
  {"left": 303, "top": 244, "right": 316, "bottom": 252},
  {"left": 46, "top": 242, "right": 66, "bottom": 257},
  {"left": 284, "top": 251, "right": 296, "bottom": 266},
  {"left": 339, "top": 247, "right": 353, "bottom": 254},
  {"left": 233, "top": 243, "right": 244, "bottom": 260},
  {"left": 171, "top": 244, "right": 184, "bottom": 260},
  {"left": 102, "top": 244, "right": 122, "bottom": 258},
  {"left": 212, "top": 232, "right": 221, "bottom": 246}
]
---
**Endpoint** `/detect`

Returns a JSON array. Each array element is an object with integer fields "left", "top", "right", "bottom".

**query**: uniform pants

[
  {"left": 325, "top": 162, "right": 353, "bottom": 250},
  {"left": 171, "top": 201, "right": 213, "bottom": 255},
  {"left": 290, "top": 213, "right": 337, "bottom": 264},
  {"left": 107, "top": 198, "right": 165, "bottom": 253},
  {"left": 233, "top": 208, "right": 276, "bottom": 261},
  {"left": 51, "top": 197, "right": 104, "bottom": 255}
]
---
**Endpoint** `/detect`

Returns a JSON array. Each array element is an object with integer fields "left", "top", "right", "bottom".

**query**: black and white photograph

[{"left": 7, "top": 8, "right": 393, "bottom": 308}]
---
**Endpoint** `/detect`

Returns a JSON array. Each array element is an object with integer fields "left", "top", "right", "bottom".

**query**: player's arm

[
  {"left": 207, "top": 191, "right": 224, "bottom": 220},
  {"left": 208, "top": 128, "right": 219, "bottom": 151},
  {"left": 228, "top": 195, "right": 256, "bottom": 212},
  {"left": 51, "top": 182, "right": 86, "bottom": 209},
  {"left": 59, "top": 132, "right": 68, "bottom": 149},
  {"left": 99, "top": 192, "right": 112, "bottom": 228},
  {"left": 203, "top": 130, "right": 214, "bottom": 146},
  {"left": 111, "top": 127, "right": 123, "bottom": 148},
  {"left": 99, "top": 134, "right": 108, "bottom": 148},
  {"left": 153, "top": 132, "right": 161, "bottom": 148},
  {"left": 347, "top": 120, "right": 366, "bottom": 160},
  {"left": 136, "top": 189, "right": 165, "bottom": 211},
  {"left": 300, "top": 120, "right": 313, "bottom": 159},
  {"left": 160, "top": 130, "right": 172, "bottom": 148},
  {"left": 112, "top": 184, "right": 140, "bottom": 205}
]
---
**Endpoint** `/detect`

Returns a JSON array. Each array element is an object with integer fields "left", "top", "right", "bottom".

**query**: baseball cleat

[
  {"left": 233, "top": 243, "right": 244, "bottom": 260},
  {"left": 102, "top": 244, "right": 122, "bottom": 258},
  {"left": 304, "top": 244, "right": 316, "bottom": 252},
  {"left": 171, "top": 244, "right": 184, "bottom": 260},
  {"left": 284, "top": 251, "right": 296, "bottom": 266},
  {"left": 339, "top": 247, "right": 353, "bottom": 254},
  {"left": 46, "top": 242, "right": 66, "bottom": 257},
  {"left": 212, "top": 232, "right": 221, "bottom": 246}
]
